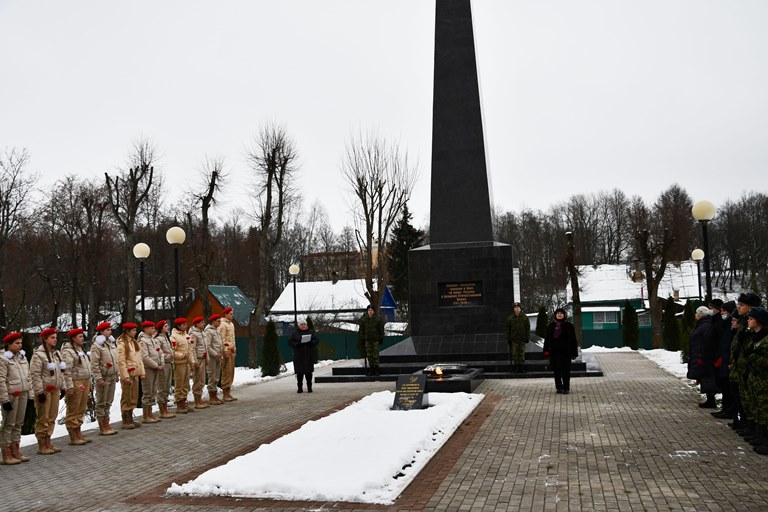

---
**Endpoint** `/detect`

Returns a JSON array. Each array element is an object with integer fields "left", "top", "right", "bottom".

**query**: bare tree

[
  {"left": 187, "top": 157, "right": 227, "bottom": 319},
  {"left": 245, "top": 123, "right": 299, "bottom": 367},
  {"left": 0, "top": 148, "right": 38, "bottom": 330},
  {"left": 341, "top": 131, "right": 417, "bottom": 309},
  {"left": 565, "top": 231, "right": 583, "bottom": 345},
  {"left": 104, "top": 139, "right": 159, "bottom": 322}
]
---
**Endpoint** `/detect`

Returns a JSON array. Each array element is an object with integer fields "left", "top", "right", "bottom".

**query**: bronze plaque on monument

[{"left": 437, "top": 280, "right": 484, "bottom": 307}]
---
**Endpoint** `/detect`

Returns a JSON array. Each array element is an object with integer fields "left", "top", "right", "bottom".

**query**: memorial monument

[{"left": 392, "top": 0, "right": 515, "bottom": 358}]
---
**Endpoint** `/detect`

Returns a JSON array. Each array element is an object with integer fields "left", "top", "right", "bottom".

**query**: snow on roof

[
  {"left": 270, "top": 279, "right": 376, "bottom": 314},
  {"left": 567, "top": 261, "right": 701, "bottom": 304}
]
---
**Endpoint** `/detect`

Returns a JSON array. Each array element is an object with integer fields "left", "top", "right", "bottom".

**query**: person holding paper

[{"left": 288, "top": 320, "right": 319, "bottom": 393}]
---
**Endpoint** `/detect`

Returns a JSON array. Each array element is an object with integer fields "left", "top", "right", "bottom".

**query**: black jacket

[
  {"left": 687, "top": 316, "right": 713, "bottom": 379},
  {"left": 543, "top": 320, "right": 578, "bottom": 360},
  {"left": 288, "top": 328, "right": 319, "bottom": 374}
]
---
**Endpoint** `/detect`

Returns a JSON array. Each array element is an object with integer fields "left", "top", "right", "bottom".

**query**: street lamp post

[
  {"left": 166, "top": 226, "right": 187, "bottom": 318},
  {"left": 289, "top": 263, "right": 300, "bottom": 328},
  {"left": 692, "top": 200, "right": 716, "bottom": 304},
  {"left": 133, "top": 243, "right": 151, "bottom": 319},
  {"left": 691, "top": 248, "right": 704, "bottom": 301}
]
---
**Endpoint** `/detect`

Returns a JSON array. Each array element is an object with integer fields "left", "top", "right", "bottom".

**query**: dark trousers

[
  {"left": 296, "top": 373, "right": 313, "bottom": 391},
  {"left": 716, "top": 376, "right": 733, "bottom": 410},
  {"left": 732, "top": 381, "right": 744, "bottom": 419},
  {"left": 552, "top": 355, "right": 572, "bottom": 391}
]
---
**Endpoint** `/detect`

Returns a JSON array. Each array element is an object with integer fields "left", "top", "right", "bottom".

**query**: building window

[
  {"left": 637, "top": 313, "right": 651, "bottom": 327},
  {"left": 593, "top": 311, "right": 617, "bottom": 324}
]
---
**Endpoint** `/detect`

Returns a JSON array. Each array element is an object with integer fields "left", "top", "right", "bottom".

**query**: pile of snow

[{"left": 167, "top": 391, "right": 483, "bottom": 504}]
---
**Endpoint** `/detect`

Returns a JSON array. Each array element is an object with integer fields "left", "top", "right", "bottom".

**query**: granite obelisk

[{"left": 406, "top": 0, "right": 514, "bottom": 355}]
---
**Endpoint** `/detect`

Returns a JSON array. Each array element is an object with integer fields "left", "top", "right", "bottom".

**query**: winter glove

[
  {"left": 2, "top": 402, "right": 12, "bottom": 411},
  {"left": 696, "top": 358, "right": 703, "bottom": 366},
  {"left": 543, "top": 351, "right": 550, "bottom": 357},
  {"left": 714, "top": 357, "right": 723, "bottom": 369},
  {"left": 37, "top": 393, "right": 46, "bottom": 403}
]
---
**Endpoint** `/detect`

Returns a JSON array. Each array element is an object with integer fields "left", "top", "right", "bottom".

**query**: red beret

[
  {"left": 174, "top": 317, "right": 188, "bottom": 325},
  {"left": 209, "top": 314, "right": 222, "bottom": 322},
  {"left": 141, "top": 321, "right": 155, "bottom": 329},
  {"left": 67, "top": 328, "right": 84, "bottom": 338},
  {"left": 122, "top": 322, "right": 137, "bottom": 330},
  {"left": 3, "top": 332, "right": 22, "bottom": 344},
  {"left": 40, "top": 327, "right": 57, "bottom": 339},
  {"left": 222, "top": 307, "right": 233, "bottom": 315},
  {"left": 95, "top": 322, "right": 112, "bottom": 332},
  {"left": 155, "top": 320, "right": 167, "bottom": 330},
  {"left": 192, "top": 316, "right": 204, "bottom": 324}
]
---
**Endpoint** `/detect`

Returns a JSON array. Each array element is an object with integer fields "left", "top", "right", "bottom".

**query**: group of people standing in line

[
  {"left": 507, "top": 303, "right": 579, "bottom": 394},
  {"left": 0, "top": 306, "right": 240, "bottom": 465},
  {"left": 688, "top": 292, "right": 768, "bottom": 456}
]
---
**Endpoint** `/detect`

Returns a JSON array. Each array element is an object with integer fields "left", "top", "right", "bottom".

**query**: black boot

[
  {"left": 307, "top": 374, "right": 313, "bottom": 393},
  {"left": 698, "top": 396, "right": 717, "bottom": 409},
  {"left": 296, "top": 374, "right": 304, "bottom": 393}
]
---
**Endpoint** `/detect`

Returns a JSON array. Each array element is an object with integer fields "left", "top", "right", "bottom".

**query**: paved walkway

[{"left": 5, "top": 353, "right": 768, "bottom": 511}]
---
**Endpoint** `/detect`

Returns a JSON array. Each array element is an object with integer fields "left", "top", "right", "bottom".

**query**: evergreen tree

[
  {"left": 536, "top": 306, "right": 548, "bottom": 337},
  {"left": 261, "top": 320, "right": 281, "bottom": 377},
  {"left": 622, "top": 300, "right": 639, "bottom": 350},
  {"left": 662, "top": 296, "right": 680, "bottom": 351},
  {"left": 387, "top": 205, "right": 425, "bottom": 307}
]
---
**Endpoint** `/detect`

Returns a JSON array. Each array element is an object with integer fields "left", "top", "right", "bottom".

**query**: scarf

[{"left": 554, "top": 321, "right": 563, "bottom": 339}]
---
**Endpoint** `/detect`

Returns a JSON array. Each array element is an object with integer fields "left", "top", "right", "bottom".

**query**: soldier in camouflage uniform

[
  {"left": 731, "top": 292, "right": 762, "bottom": 434},
  {"left": 358, "top": 305, "right": 384, "bottom": 377},
  {"left": 745, "top": 308, "right": 768, "bottom": 454},
  {"left": 506, "top": 302, "right": 530, "bottom": 373}
]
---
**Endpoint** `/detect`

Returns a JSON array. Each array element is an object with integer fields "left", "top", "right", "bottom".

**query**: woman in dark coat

[
  {"left": 288, "top": 320, "right": 319, "bottom": 394},
  {"left": 687, "top": 306, "right": 716, "bottom": 406},
  {"left": 543, "top": 308, "right": 579, "bottom": 394}
]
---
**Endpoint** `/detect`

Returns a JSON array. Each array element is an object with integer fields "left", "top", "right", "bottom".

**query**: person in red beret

[
  {"left": 30, "top": 327, "right": 65, "bottom": 454},
  {"left": 189, "top": 316, "right": 208, "bottom": 409},
  {"left": 0, "top": 332, "right": 31, "bottom": 464},
  {"left": 170, "top": 318, "right": 195, "bottom": 413},
  {"left": 154, "top": 320, "right": 175, "bottom": 419},
  {"left": 89, "top": 322, "right": 118, "bottom": 435},
  {"left": 218, "top": 307, "right": 238, "bottom": 402},
  {"left": 204, "top": 315, "right": 224, "bottom": 405},
  {"left": 61, "top": 328, "right": 91, "bottom": 445},
  {"left": 117, "top": 323, "right": 144, "bottom": 429},
  {"left": 138, "top": 321, "right": 163, "bottom": 424}
]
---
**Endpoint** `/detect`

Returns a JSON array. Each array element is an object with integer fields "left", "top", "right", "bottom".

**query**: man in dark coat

[
  {"left": 543, "top": 308, "right": 579, "bottom": 394},
  {"left": 288, "top": 320, "right": 319, "bottom": 393},
  {"left": 712, "top": 301, "right": 737, "bottom": 418},
  {"left": 359, "top": 305, "right": 385, "bottom": 377}
]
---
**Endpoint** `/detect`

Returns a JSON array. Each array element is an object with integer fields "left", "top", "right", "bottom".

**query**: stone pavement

[{"left": 4, "top": 353, "right": 768, "bottom": 511}]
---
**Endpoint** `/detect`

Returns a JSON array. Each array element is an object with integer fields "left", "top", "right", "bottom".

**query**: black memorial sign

[
  {"left": 393, "top": 374, "right": 427, "bottom": 410},
  {"left": 437, "top": 281, "right": 484, "bottom": 307}
]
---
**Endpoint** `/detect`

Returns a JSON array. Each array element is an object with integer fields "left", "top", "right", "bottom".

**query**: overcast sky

[{"left": 1, "top": 0, "right": 766, "bottom": 232}]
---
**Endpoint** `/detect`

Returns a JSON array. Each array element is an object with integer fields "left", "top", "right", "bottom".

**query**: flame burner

[{"left": 423, "top": 363, "right": 469, "bottom": 379}]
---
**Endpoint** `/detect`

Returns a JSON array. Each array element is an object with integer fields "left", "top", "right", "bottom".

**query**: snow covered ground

[
  {"left": 19, "top": 360, "right": 335, "bottom": 448},
  {"left": 167, "top": 391, "right": 483, "bottom": 504}
]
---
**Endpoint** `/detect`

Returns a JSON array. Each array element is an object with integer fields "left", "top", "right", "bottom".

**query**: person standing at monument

[
  {"left": 686, "top": 306, "right": 715, "bottom": 407},
  {"left": 30, "top": 327, "right": 66, "bottom": 454},
  {"left": 90, "top": 321, "right": 118, "bottom": 435},
  {"left": 0, "top": 332, "right": 31, "bottom": 464},
  {"left": 288, "top": 319, "right": 319, "bottom": 393},
  {"left": 543, "top": 308, "right": 578, "bottom": 394},
  {"left": 359, "top": 305, "right": 385, "bottom": 377},
  {"left": 117, "top": 322, "right": 144, "bottom": 429},
  {"left": 745, "top": 307, "right": 768, "bottom": 454},
  {"left": 218, "top": 306, "right": 238, "bottom": 402},
  {"left": 731, "top": 292, "right": 762, "bottom": 434},
  {"left": 189, "top": 316, "right": 208, "bottom": 409},
  {"left": 171, "top": 318, "right": 195, "bottom": 414},
  {"left": 204, "top": 314, "right": 224, "bottom": 405},
  {"left": 155, "top": 320, "right": 175, "bottom": 418},
  {"left": 61, "top": 328, "right": 92, "bottom": 445},
  {"left": 712, "top": 301, "right": 737, "bottom": 419},
  {"left": 506, "top": 302, "right": 530, "bottom": 374}
]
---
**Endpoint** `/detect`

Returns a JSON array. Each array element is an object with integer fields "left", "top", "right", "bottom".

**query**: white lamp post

[
  {"left": 289, "top": 263, "right": 300, "bottom": 327},
  {"left": 166, "top": 226, "right": 187, "bottom": 318},
  {"left": 691, "top": 200, "right": 716, "bottom": 303},
  {"left": 132, "top": 243, "right": 151, "bottom": 319},
  {"left": 691, "top": 248, "right": 704, "bottom": 301}
]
